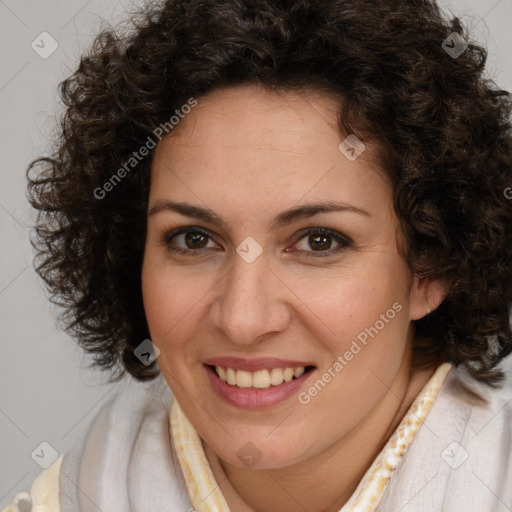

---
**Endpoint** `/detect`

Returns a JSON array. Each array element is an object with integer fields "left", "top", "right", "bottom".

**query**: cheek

[
  {"left": 142, "top": 262, "right": 169, "bottom": 337},
  {"left": 288, "top": 257, "right": 411, "bottom": 342},
  {"left": 141, "top": 253, "right": 217, "bottom": 370},
  {"left": 300, "top": 267, "right": 411, "bottom": 432},
  {"left": 141, "top": 255, "right": 193, "bottom": 344}
]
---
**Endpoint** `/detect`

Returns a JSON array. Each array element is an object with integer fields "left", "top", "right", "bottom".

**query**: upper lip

[{"left": 203, "top": 356, "right": 315, "bottom": 372}]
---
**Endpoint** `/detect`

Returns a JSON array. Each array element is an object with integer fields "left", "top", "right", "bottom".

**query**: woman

[{"left": 3, "top": 0, "right": 512, "bottom": 510}]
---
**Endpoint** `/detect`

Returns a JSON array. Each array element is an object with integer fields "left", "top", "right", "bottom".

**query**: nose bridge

[{"left": 211, "top": 250, "right": 289, "bottom": 345}]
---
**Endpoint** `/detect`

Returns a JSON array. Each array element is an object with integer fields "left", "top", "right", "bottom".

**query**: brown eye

[
  {"left": 183, "top": 230, "right": 209, "bottom": 249},
  {"left": 163, "top": 227, "right": 218, "bottom": 255},
  {"left": 308, "top": 233, "right": 332, "bottom": 251},
  {"left": 291, "top": 228, "right": 352, "bottom": 257}
]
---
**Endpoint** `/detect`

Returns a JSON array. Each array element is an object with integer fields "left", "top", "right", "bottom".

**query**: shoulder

[
  {"left": 1, "top": 455, "right": 63, "bottom": 512},
  {"left": 2, "top": 373, "right": 184, "bottom": 512},
  {"left": 443, "top": 354, "right": 512, "bottom": 417},
  {"left": 379, "top": 356, "right": 512, "bottom": 511},
  {"left": 60, "top": 373, "right": 190, "bottom": 509},
  {"left": 425, "top": 355, "right": 512, "bottom": 449}
]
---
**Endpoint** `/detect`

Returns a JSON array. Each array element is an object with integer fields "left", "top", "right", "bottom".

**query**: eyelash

[{"left": 162, "top": 226, "right": 352, "bottom": 258}]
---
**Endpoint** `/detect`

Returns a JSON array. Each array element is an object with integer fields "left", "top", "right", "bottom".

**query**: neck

[{"left": 204, "top": 355, "right": 437, "bottom": 512}]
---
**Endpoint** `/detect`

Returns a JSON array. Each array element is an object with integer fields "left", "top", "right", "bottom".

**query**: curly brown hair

[{"left": 27, "top": 0, "right": 512, "bottom": 385}]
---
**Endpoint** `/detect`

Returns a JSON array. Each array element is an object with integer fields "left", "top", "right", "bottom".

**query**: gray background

[{"left": 0, "top": 0, "right": 511, "bottom": 504}]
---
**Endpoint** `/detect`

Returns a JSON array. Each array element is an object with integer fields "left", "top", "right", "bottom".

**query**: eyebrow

[{"left": 148, "top": 199, "right": 371, "bottom": 229}]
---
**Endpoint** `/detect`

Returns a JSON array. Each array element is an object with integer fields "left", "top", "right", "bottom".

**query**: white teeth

[
  {"left": 214, "top": 365, "right": 307, "bottom": 388},
  {"left": 269, "top": 368, "right": 284, "bottom": 386},
  {"left": 226, "top": 367, "right": 236, "bottom": 386},
  {"left": 217, "top": 366, "right": 227, "bottom": 382},
  {"left": 283, "top": 368, "right": 294, "bottom": 382},
  {"left": 236, "top": 370, "right": 252, "bottom": 388},
  {"left": 294, "top": 366, "right": 305, "bottom": 378},
  {"left": 252, "top": 370, "right": 271, "bottom": 389}
]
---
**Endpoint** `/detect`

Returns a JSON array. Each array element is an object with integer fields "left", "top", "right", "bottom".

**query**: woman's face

[{"left": 142, "top": 84, "right": 433, "bottom": 469}]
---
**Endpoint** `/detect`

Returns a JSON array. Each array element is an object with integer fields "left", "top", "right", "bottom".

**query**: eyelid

[
  {"left": 287, "top": 227, "right": 352, "bottom": 256},
  {"left": 162, "top": 226, "right": 220, "bottom": 250},
  {"left": 162, "top": 225, "right": 352, "bottom": 257},
  {"left": 163, "top": 226, "right": 212, "bottom": 243}
]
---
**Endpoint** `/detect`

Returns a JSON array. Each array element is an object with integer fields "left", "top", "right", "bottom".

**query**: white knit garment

[{"left": 2, "top": 357, "right": 512, "bottom": 512}]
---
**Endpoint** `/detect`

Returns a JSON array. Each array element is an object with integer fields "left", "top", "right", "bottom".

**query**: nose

[{"left": 210, "top": 249, "right": 292, "bottom": 346}]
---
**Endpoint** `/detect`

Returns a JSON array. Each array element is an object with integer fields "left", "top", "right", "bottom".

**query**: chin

[{"left": 211, "top": 431, "right": 311, "bottom": 471}]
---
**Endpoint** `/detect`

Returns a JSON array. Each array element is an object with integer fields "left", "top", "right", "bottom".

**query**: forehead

[
  {"left": 150, "top": 84, "right": 390, "bottom": 220},
  {"left": 171, "top": 85, "right": 341, "bottom": 149}
]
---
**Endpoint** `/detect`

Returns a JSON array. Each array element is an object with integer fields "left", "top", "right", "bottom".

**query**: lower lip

[{"left": 204, "top": 365, "right": 315, "bottom": 409}]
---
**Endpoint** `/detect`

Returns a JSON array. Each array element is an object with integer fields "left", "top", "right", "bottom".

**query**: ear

[{"left": 409, "top": 276, "right": 446, "bottom": 321}]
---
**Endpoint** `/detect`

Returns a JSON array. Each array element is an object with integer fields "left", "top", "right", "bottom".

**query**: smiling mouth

[{"left": 206, "top": 364, "right": 316, "bottom": 389}]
